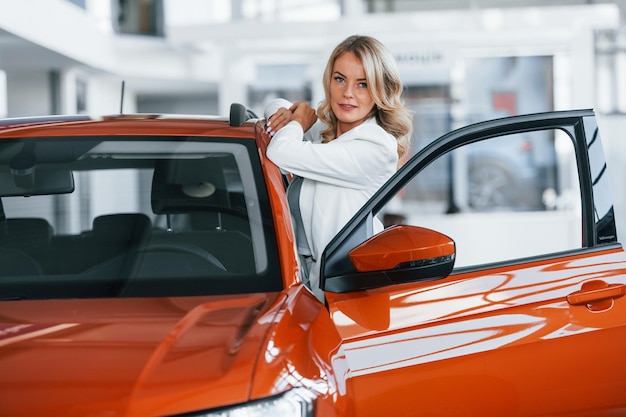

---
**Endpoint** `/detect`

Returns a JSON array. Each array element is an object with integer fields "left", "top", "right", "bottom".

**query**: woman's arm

[
  {"left": 266, "top": 121, "right": 398, "bottom": 189},
  {"left": 265, "top": 99, "right": 316, "bottom": 135}
]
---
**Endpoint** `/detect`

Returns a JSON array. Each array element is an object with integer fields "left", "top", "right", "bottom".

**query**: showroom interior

[{"left": 1, "top": 0, "right": 626, "bottom": 240}]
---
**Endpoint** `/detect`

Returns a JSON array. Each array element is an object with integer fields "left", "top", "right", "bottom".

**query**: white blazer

[{"left": 265, "top": 99, "right": 398, "bottom": 298}]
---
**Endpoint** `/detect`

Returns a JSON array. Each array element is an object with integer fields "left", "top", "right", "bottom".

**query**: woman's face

[{"left": 329, "top": 51, "right": 375, "bottom": 136}]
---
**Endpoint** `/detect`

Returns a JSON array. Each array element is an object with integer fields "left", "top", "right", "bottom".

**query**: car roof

[{"left": 0, "top": 104, "right": 261, "bottom": 139}]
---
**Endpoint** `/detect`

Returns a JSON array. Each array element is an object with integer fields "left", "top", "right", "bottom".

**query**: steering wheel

[{"left": 134, "top": 242, "right": 227, "bottom": 271}]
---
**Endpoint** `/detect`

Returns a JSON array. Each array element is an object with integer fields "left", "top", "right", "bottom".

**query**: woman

[{"left": 265, "top": 35, "right": 413, "bottom": 301}]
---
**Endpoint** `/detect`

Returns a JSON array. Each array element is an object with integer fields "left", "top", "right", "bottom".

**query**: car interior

[{"left": 0, "top": 137, "right": 281, "bottom": 299}]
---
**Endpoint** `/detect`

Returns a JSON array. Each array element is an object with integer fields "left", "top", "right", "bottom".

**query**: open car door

[{"left": 321, "top": 109, "right": 626, "bottom": 417}]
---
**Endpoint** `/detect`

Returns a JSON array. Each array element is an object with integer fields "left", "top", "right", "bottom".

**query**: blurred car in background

[{"left": 408, "top": 129, "right": 556, "bottom": 212}]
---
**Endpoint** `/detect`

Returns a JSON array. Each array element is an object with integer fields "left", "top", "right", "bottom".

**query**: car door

[{"left": 321, "top": 110, "right": 626, "bottom": 417}]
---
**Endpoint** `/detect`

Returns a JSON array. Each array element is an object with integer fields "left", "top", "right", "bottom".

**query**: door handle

[{"left": 567, "top": 280, "right": 626, "bottom": 306}]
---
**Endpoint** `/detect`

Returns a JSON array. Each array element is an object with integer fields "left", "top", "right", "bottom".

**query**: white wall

[
  {"left": 6, "top": 72, "right": 52, "bottom": 117},
  {"left": 411, "top": 212, "right": 581, "bottom": 268}
]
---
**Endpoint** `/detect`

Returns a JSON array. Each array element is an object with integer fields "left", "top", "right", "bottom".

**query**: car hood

[{"left": 0, "top": 293, "right": 283, "bottom": 417}]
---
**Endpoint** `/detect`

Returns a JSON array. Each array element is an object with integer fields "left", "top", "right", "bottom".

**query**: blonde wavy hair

[{"left": 317, "top": 35, "right": 413, "bottom": 158}]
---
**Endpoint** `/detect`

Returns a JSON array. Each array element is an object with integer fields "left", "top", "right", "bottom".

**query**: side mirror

[
  {"left": 350, "top": 225, "right": 455, "bottom": 272},
  {"left": 323, "top": 225, "right": 455, "bottom": 293}
]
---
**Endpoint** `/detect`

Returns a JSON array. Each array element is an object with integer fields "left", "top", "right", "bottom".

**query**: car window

[
  {"left": 0, "top": 136, "right": 282, "bottom": 299},
  {"left": 380, "top": 128, "right": 581, "bottom": 267}
]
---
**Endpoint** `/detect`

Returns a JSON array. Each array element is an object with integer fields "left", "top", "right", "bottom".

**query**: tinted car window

[{"left": 0, "top": 136, "right": 281, "bottom": 299}]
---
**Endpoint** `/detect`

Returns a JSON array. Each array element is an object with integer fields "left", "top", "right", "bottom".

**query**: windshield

[{"left": 0, "top": 136, "right": 281, "bottom": 299}]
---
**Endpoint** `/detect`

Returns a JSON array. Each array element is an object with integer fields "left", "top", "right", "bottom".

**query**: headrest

[
  {"left": 0, "top": 218, "right": 53, "bottom": 244},
  {"left": 92, "top": 213, "right": 152, "bottom": 242},
  {"left": 151, "top": 158, "right": 230, "bottom": 214}
]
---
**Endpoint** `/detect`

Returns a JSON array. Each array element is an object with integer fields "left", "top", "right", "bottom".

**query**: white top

[{"left": 264, "top": 99, "right": 398, "bottom": 299}]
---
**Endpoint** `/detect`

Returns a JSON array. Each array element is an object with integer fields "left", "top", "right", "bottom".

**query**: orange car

[{"left": 0, "top": 106, "right": 624, "bottom": 417}]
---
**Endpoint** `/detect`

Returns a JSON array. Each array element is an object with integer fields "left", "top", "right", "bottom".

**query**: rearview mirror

[{"left": 0, "top": 169, "right": 75, "bottom": 197}]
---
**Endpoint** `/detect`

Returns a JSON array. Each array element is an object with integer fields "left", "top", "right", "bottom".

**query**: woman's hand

[
  {"left": 290, "top": 101, "right": 317, "bottom": 132},
  {"left": 266, "top": 101, "right": 316, "bottom": 136},
  {"left": 266, "top": 107, "right": 293, "bottom": 135}
]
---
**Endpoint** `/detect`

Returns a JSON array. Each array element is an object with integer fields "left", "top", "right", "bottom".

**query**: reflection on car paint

[
  {"left": 343, "top": 313, "right": 546, "bottom": 376},
  {"left": 329, "top": 249, "right": 626, "bottom": 384}
]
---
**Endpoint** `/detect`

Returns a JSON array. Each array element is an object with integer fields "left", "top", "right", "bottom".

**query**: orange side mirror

[{"left": 349, "top": 225, "right": 455, "bottom": 273}]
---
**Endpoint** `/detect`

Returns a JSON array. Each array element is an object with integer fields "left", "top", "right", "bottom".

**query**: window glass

[
  {"left": 116, "top": 0, "right": 164, "bottom": 36},
  {"left": 381, "top": 128, "right": 581, "bottom": 267},
  {"left": 0, "top": 137, "right": 281, "bottom": 298}
]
